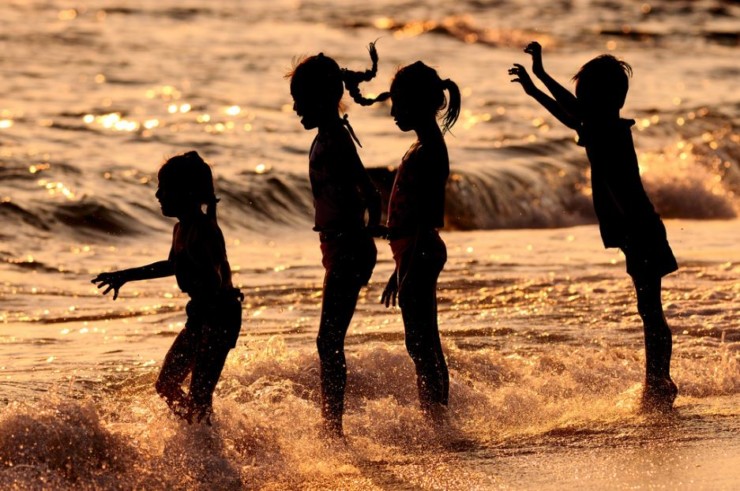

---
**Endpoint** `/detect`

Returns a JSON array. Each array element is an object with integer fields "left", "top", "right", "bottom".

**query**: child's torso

[
  {"left": 579, "top": 118, "right": 659, "bottom": 247},
  {"left": 309, "top": 126, "right": 367, "bottom": 232},
  {"left": 171, "top": 214, "right": 233, "bottom": 298},
  {"left": 387, "top": 140, "right": 449, "bottom": 235}
]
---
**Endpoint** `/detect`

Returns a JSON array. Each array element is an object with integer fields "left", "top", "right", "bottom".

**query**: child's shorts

[
  {"left": 186, "top": 289, "right": 244, "bottom": 349},
  {"left": 621, "top": 221, "right": 678, "bottom": 281},
  {"left": 320, "top": 229, "right": 377, "bottom": 286},
  {"left": 390, "top": 229, "right": 447, "bottom": 276}
]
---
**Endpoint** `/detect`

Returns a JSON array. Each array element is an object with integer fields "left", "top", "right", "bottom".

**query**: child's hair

[
  {"left": 386, "top": 61, "right": 461, "bottom": 133},
  {"left": 572, "top": 55, "right": 632, "bottom": 111},
  {"left": 158, "top": 151, "right": 219, "bottom": 221},
  {"left": 289, "top": 41, "right": 390, "bottom": 109}
]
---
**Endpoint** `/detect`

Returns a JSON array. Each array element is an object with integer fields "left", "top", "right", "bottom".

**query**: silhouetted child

[
  {"left": 289, "top": 44, "right": 386, "bottom": 438},
  {"left": 510, "top": 42, "right": 678, "bottom": 411},
  {"left": 379, "top": 62, "right": 461, "bottom": 422},
  {"left": 92, "top": 151, "right": 243, "bottom": 423}
]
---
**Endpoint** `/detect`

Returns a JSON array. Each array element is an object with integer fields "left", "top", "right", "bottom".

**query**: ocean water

[{"left": 0, "top": 0, "right": 739, "bottom": 489}]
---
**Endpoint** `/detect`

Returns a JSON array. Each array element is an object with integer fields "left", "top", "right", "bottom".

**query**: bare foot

[
  {"left": 189, "top": 403, "right": 213, "bottom": 426},
  {"left": 640, "top": 377, "right": 678, "bottom": 413},
  {"left": 158, "top": 388, "right": 193, "bottom": 423},
  {"left": 423, "top": 402, "right": 449, "bottom": 426},
  {"left": 320, "top": 418, "right": 345, "bottom": 442}
]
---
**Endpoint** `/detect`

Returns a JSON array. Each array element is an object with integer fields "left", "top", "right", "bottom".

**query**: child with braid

[
  {"left": 92, "top": 151, "right": 243, "bottom": 423},
  {"left": 289, "top": 43, "right": 386, "bottom": 438}
]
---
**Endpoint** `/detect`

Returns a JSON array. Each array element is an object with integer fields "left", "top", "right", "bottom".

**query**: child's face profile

[
  {"left": 289, "top": 56, "right": 342, "bottom": 131},
  {"left": 390, "top": 75, "right": 440, "bottom": 133},
  {"left": 291, "top": 93, "right": 321, "bottom": 130},
  {"left": 155, "top": 181, "right": 188, "bottom": 218},
  {"left": 390, "top": 89, "right": 416, "bottom": 132}
]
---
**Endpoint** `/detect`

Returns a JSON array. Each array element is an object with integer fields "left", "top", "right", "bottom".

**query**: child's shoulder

[
  {"left": 183, "top": 214, "right": 221, "bottom": 238},
  {"left": 315, "top": 125, "right": 357, "bottom": 155},
  {"left": 417, "top": 139, "right": 449, "bottom": 165},
  {"left": 332, "top": 125, "right": 358, "bottom": 151},
  {"left": 186, "top": 216, "right": 226, "bottom": 256},
  {"left": 422, "top": 137, "right": 447, "bottom": 153},
  {"left": 578, "top": 118, "right": 635, "bottom": 147},
  {"left": 197, "top": 213, "right": 222, "bottom": 234}
]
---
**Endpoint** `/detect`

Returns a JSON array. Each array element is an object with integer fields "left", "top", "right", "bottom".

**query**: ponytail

[
  {"left": 441, "top": 79, "right": 461, "bottom": 133},
  {"left": 341, "top": 41, "right": 390, "bottom": 107}
]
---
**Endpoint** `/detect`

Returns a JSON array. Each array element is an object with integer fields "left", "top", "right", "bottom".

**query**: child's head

[
  {"left": 289, "top": 43, "right": 389, "bottom": 129},
  {"left": 573, "top": 55, "right": 632, "bottom": 118},
  {"left": 156, "top": 151, "right": 218, "bottom": 219},
  {"left": 388, "top": 61, "right": 461, "bottom": 133}
]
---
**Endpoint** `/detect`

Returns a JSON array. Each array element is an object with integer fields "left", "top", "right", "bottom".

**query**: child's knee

[
  {"left": 316, "top": 333, "right": 341, "bottom": 361},
  {"left": 405, "top": 336, "right": 430, "bottom": 363},
  {"left": 637, "top": 305, "right": 666, "bottom": 325}
]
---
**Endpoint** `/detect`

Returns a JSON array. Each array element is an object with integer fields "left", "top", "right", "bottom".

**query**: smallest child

[
  {"left": 509, "top": 42, "right": 678, "bottom": 411},
  {"left": 92, "top": 151, "right": 243, "bottom": 423}
]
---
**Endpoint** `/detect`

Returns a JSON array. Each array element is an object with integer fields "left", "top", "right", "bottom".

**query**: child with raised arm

[
  {"left": 509, "top": 42, "right": 678, "bottom": 411},
  {"left": 379, "top": 62, "right": 461, "bottom": 422},
  {"left": 288, "top": 44, "right": 386, "bottom": 438},
  {"left": 92, "top": 151, "right": 243, "bottom": 423}
]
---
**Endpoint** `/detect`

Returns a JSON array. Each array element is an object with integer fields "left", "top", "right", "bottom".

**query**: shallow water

[
  {"left": 0, "top": 0, "right": 739, "bottom": 489},
  {"left": 1, "top": 221, "right": 739, "bottom": 489}
]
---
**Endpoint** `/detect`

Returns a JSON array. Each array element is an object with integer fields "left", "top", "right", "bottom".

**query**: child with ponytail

[
  {"left": 379, "top": 62, "right": 461, "bottom": 422},
  {"left": 92, "top": 151, "right": 243, "bottom": 424},
  {"left": 289, "top": 43, "right": 387, "bottom": 438}
]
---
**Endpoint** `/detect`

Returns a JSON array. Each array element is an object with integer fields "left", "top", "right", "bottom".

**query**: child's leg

[
  {"left": 156, "top": 327, "right": 198, "bottom": 414},
  {"left": 188, "top": 337, "right": 232, "bottom": 423},
  {"left": 633, "top": 276, "right": 677, "bottom": 408},
  {"left": 317, "top": 271, "right": 362, "bottom": 437},
  {"left": 399, "top": 245, "right": 449, "bottom": 417}
]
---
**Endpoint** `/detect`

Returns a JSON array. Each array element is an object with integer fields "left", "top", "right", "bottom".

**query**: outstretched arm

[
  {"left": 525, "top": 42, "right": 580, "bottom": 118},
  {"left": 509, "top": 64, "right": 581, "bottom": 130},
  {"left": 91, "top": 260, "right": 173, "bottom": 300}
]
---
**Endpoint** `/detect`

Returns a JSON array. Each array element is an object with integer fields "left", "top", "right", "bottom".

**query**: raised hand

[
  {"left": 380, "top": 272, "right": 398, "bottom": 308},
  {"left": 509, "top": 64, "right": 536, "bottom": 95},
  {"left": 91, "top": 271, "right": 128, "bottom": 300},
  {"left": 524, "top": 41, "right": 544, "bottom": 74}
]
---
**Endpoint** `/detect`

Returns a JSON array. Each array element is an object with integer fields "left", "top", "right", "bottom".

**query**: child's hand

[
  {"left": 91, "top": 271, "right": 127, "bottom": 300},
  {"left": 524, "top": 41, "right": 544, "bottom": 74},
  {"left": 509, "top": 64, "right": 536, "bottom": 95},
  {"left": 380, "top": 272, "right": 398, "bottom": 308}
]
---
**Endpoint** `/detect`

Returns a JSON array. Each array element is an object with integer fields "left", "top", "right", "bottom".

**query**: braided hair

[
  {"left": 341, "top": 41, "right": 390, "bottom": 106},
  {"left": 289, "top": 41, "right": 389, "bottom": 111}
]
